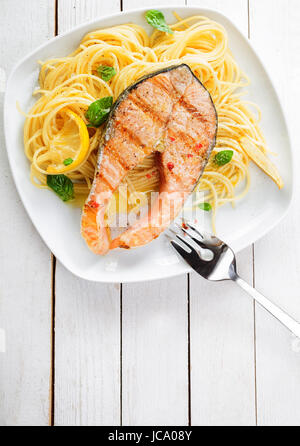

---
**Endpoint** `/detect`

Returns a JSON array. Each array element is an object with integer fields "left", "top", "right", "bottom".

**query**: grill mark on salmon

[
  {"left": 81, "top": 64, "right": 218, "bottom": 255},
  {"left": 129, "top": 95, "right": 166, "bottom": 125},
  {"left": 150, "top": 74, "right": 177, "bottom": 98},
  {"left": 106, "top": 130, "right": 147, "bottom": 170},
  {"left": 179, "top": 99, "right": 211, "bottom": 123}
]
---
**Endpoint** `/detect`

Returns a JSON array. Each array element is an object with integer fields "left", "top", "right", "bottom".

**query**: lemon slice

[
  {"left": 47, "top": 109, "right": 90, "bottom": 174},
  {"left": 241, "top": 138, "right": 284, "bottom": 189}
]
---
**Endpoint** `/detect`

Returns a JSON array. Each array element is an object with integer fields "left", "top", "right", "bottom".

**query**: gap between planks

[
  {"left": 187, "top": 274, "right": 191, "bottom": 426},
  {"left": 248, "top": 0, "right": 257, "bottom": 425},
  {"left": 120, "top": 283, "right": 123, "bottom": 426},
  {"left": 247, "top": 0, "right": 250, "bottom": 39},
  {"left": 50, "top": 254, "right": 56, "bottom": 426},
  {"left": 49, "top": 0, "right": 59, "bottom": 427},
  {"left": 120, "top": 0, "right": 123, "bottom": 430}
]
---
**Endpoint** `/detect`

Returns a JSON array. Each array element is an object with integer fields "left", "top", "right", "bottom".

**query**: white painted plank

[
  {"left": 249, "top": 0, "right": 300, "bottom": 426},
  {"left": 124, "top": 0, "right": 185, "bottom": 10},
  {"left": 55, "top": 266, "right": 121, "bottom": 426},
  {"left": 188, "top": 0, "right": 256, "bottom": 426},
  {"left": 57, "top": 0, "right": 120, "bottom": 32},
  {"left": 190, "top": 249, "right": 256, "bottom": 426},
  {"left": 122, "top": 277, "right": 189, "bottom": 426},
  {"left": 0, "top": 0, "right": 53, "bottom": 426},
  {"left": 122, "top": 0, "right": 189, "bottom": 427},
  {"left": 54, "top": 0, "right": 121, "bottom": 426}
]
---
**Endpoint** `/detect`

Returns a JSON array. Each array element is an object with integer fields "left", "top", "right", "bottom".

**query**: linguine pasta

[{"left": 22, "top": 14, "right": 283, "bottom": 232}]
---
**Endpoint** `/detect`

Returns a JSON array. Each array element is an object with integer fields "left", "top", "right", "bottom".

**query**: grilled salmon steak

[{"left": 81, "top": 64, "right": 217, "bottom": 255}]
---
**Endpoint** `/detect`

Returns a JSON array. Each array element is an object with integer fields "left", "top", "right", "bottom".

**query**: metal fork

[{"left": 170, "top": 221, "right": 300, "bottom": 338}]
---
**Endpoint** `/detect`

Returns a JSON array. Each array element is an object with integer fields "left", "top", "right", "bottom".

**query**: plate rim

[{"left": 4, "top": 5, "right": 294, "bottom": 283}]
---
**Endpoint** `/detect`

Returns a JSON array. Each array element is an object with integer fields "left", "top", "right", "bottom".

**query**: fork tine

[
  {"left": 171, "top": 232, "right": 209, "bottom": 269},
  {"left": 184, "top": 221, "right": 209, "bottom": 239},
  {"left": 176, "top": 223, "right": 211, "bottom": 251},
  {"left": 170, "top": 239, "right": 190, "bottom": 257},
  {"left": 183, "top": 221, "right": 220, "bottom": 246},
  {"left": 171, "top": 238, "right": 209, "bottom": 272},
  {"left": 170, "top": 239, "right": 198, "bottom": 268},
  {"left": 175, "top": 233, "right": 194, "bottom": 252}
]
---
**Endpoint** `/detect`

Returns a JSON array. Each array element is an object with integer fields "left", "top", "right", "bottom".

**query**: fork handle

[{"left": 233, "top": 275, "right": 300, "bottom": 338}]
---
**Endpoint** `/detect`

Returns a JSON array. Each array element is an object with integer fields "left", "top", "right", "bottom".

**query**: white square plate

[{"left": 4, "top": 6, "right": 293, "bottom": 283}]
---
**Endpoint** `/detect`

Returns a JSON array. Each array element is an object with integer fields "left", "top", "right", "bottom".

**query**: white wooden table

[{"left": 1, "top": 0, "right": 300, "bottom": 427}]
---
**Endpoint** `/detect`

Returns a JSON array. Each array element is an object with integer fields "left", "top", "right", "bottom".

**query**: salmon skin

[{"left": 81, "top": 64, "right": 218, "bottom": 255}]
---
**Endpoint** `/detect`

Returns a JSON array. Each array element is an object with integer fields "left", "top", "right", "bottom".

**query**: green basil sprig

[
  {"left": 214, "top": 150, "right": 234, "bottom": 166},
  {"left": 145, "top": 10, "right": 174, "bottom": 34},
  {"left": 47, "top": 174, "right": 74, "bottom": 202},
  {"left": 63, "top": 158, "right": 73, "bottom": 166},
  {"left": 97, "top": 65, "right": 116, "bottom": 82},
  {"left": 85, "top": 96, "right": 113, "bottom": 127},
  {"left": 199, "top": 202, "right": 212, "bottom": 212}
]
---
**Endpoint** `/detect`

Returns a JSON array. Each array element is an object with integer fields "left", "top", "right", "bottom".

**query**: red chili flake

[
  {"left": 182, "top": 222, "right": 188, "bottom": 230},
  {"left": 169, "top": 136, "right": 175, "bottom": 142},
  {"left": 195, "top": 143, "right": 203, "bottom": 150},
  {"left": 167, "top": 162, "right": 175, "bottom": 171},
  {"left": 146, "top": 173, "right": 152, "bottom": 179},
  {"left": 89, "top": 200, "right": 99, "bottom": 209},
  {"left": 187, "top": 154, "right": 193, "bottom": 158}
]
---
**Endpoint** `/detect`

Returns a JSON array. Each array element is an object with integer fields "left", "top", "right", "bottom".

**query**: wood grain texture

[
  {"left": 124, "top": 0, "right": 186, "bottom": 9},
  {"left": 249, "top": 0, "right": 300, "bottom": 426},
  {"left": 189, "top": 249, "right": 256, "bottom": 426},
  {"left": 187, "top": 0, "right": 256, "bottom": 426},
  {"left": 122, "top": 277, "right": 189, "bottom": 426},
  {"left": 0, "top": 0, "right": 54, "bottom": 426},
  {"left": 57, "top": 0, "right": 120, "bottom": 32},
  {"left": 121, "top": 0, "right": 189, "bottom": 427},
  {"left": 54, "top": 265, "right": 121, "bottom": 426},
  {"left": 54, "top": 0, "right": 121, "bottom": 426}
]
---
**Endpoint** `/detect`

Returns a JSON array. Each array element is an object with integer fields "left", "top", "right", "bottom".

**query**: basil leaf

[
  {"left": 47, "top": 174, "right": 74, "bottom": 202},
  {"left": 214, "top": 150, "right": 234, "bottom": 166},
  {"left": 63, "top": 158, "right": 73, "bottom": 166},
  {"left": 97, "top": 65, "right": 116, "bottom": 81},
  {"left": 145, "top": 10, "right": 174, "bottom": 34},
  {"left": 199, "top": 202, "right": 212, "bottom": 212},
  {"left": 85, "top": 96, "right": 113, "bottom": 127}
]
